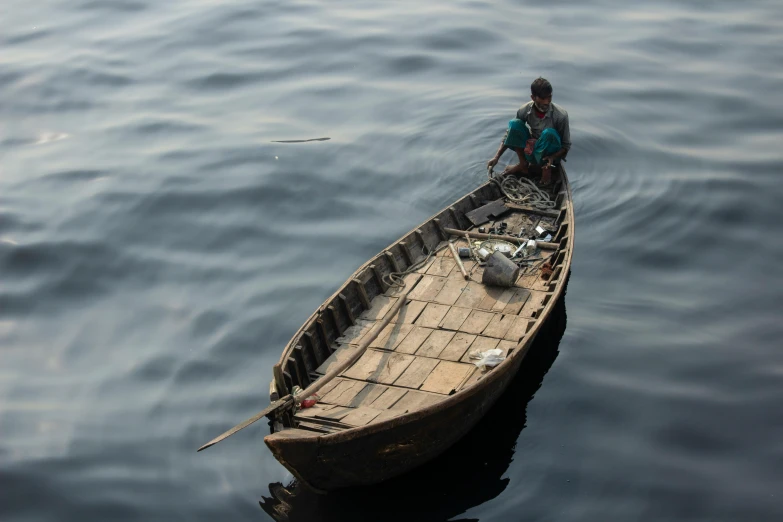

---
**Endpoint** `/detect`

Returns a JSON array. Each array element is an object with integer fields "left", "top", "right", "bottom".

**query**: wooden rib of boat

[{"left": 264, "top": 167, "right": 575, "bottom": 492}]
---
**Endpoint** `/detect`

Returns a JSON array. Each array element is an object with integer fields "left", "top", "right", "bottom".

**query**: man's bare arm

[{"left": 487, "top": 138, "right": 508, "bottom": 169}]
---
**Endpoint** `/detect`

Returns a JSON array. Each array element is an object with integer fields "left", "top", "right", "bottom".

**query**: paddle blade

[{"left": 197, "top": 396, "right": 293, "bottom": 452}]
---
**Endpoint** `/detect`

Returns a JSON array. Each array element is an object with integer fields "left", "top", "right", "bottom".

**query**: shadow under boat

[{"left": 259, "top": 276, "right": 570, "bottom": 522}]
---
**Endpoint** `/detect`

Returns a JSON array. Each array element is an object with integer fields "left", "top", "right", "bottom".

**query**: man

[{"left": 487, "top": 77, "right": 571, "bottom": 185}]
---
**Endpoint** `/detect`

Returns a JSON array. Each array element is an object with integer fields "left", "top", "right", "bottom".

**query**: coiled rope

[{"left": 488, "top": 169, "right": 556, "bottom": 211}]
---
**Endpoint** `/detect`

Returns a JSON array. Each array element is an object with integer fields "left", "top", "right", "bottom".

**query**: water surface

[{"left": 2, "top": 1, "right": 783, "bottom": 521}]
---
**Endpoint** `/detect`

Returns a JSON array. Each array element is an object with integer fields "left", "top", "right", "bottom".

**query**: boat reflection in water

[{"left": 259, "top": 277, "right": 569, "bottom": 522}]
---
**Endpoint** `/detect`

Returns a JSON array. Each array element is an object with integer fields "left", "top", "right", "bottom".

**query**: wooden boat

[{"left": 264, "top": 167, "right": 575, "bottom": 492}]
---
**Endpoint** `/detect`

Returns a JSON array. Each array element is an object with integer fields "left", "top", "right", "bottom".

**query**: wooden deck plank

[
  {"left": 335, "top": 319, "right": 375, "bottom": 345},
  {"left": 453, "top": 281, "right": 490, "bottom": 309},
  {"left": 349, "top": 383, "right": 390, "bottom": 407},
  {"left": 426, "top": 257, "right": 456, "bottom": 277},
  {"left": 413, "top": 255, "right": 437, "bottom": 274},
  {"left": 342, "top": 349, "right": 416, "bottom": 384},
  {"left": 387, "top": 299, "right": 427, "bottom": 324},
  {"left": 459, "top": 309, "right": 495, "bottom": 334},
  {"left": 319, "top": 379, "right": 368, "bottom": 407},
  {"left": 359, "top": 295, "right": 397, "bottom": 321},
  {"left": 314, "top": 406, "right": 354, "bottom": 421},
  {"left": 315, "top": 344, "right": 358, "bottom": 375},
  {"left": 420, "top": 361, "right": 474, "bottom": 394},
  {"left": 392, "top": 390, "right": 444, "bottom": 412},
  {"left": 408, "top": 275, "right": 446, "bottom": 302},
  {"left": 415, "top": 303, "right": 451, "bottom": 328},
  {"left": 481, "top": 313, "right": 516, "bottom": 339},
  {"left": 504, "top": 316, "right": 530, "bottom": 342},
  {"left": 371, "top": 409, "right": 403, "bottom": 423},
  {"left": 340, "top": 407, "right": 384, "bottom": 427},
  {"left": 519, "top": 290, "right": 547, "bottom": 318},
  {"left": 476, "top": 286, "right": 509, "bottom": 311},
  {"left": 393, "top": 357, "right": 440, "bottom": 389},
  {"left": 432, "top": 279, "right": 468, "bottom": 306},
  {"left": 458, "top": 367, "right": 482, "bottom": 391},
  {"left": 490, "top": 288, "right": 517, "bottom": 312},
  {"left": 502, "top": 288, "right": 531, "bottom": 315},
  {"left": 369, "top": 387, "right": 408, "bottom": 409},
  {"left": 415, "top": 330, "right": 456, "bottom": 358},
  {"left": 439, "top": 332, "right": 477, "bottom": 361},
  {"left": 496, "top": 339, "right": 518, "bottom": 356},
  {"left": 461, "top": 336, "right": 500, "bottom": 363},
  {"left": 439, "top": 306, "right": 471, "bottom": 331},
  {"left": 395, "top": 326, "right": 434, "bottom": 354},
  {"left": 370, "top": 322, "right": 414, "bottom": 350}
]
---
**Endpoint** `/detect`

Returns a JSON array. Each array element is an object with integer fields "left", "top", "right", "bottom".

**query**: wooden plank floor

[{"left": 299, "top": 209, "right": 555, "bottom": 433}]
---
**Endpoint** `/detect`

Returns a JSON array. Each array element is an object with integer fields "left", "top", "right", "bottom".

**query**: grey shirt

[{"left": 516, "top": 101, "right": 571, "bottom": 152}]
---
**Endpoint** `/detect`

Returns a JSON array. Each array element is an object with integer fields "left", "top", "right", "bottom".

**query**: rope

[
  {"left": 383, "top": 242, "right": 449, "bottom": 289},
  {"left": 488, "top": 168, "right": 556, "bottom": 211}
]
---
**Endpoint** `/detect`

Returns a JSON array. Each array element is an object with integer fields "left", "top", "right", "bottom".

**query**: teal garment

[{"left": 503, "top": 119, "right": 562, "bottom": 165}]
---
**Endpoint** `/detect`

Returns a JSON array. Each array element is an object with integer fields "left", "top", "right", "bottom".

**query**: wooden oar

[
  {"left": 447, "top": 241, "right": 469, "bottom": 280},
  {"left": 197, "top": 276, "right": 421, "bottom": 452}
]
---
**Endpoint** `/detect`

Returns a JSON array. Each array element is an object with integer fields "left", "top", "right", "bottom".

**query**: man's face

[{"left": 532, "top": 93, "right": 552, "bottom": 112}]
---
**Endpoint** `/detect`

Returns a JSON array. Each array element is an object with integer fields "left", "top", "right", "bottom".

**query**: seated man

[{"left": 487, "top": 77, "right": 571, "bottom": 185}]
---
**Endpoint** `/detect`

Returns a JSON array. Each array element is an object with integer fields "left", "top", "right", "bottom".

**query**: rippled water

[{"left": 2, "top": 1, "right": 783, "bottom": 520}]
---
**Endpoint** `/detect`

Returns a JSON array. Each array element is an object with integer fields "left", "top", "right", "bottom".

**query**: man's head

[{"left": 530, "top": 77, "right": 553, "bottom": 113}]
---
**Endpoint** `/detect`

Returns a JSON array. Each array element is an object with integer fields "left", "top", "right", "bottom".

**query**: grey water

[{"left": 2, "top": 1, "right": 783, "bottom": 521}]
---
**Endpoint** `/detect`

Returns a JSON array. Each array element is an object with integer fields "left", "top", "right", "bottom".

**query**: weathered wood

[
  {"left": 393, "top": 357, "right": 440, "bottom": 389},
  {"left": 426, "top": 257, "right": 455, "bottom": 277},
  {"left": 353, "top": 279, "right": 371, "bottom": 310},
  {"left": 395, "top": 326, "right": 434, "bottom": 354},
  {"left": 439, "top": 332, "right": 476, "bottom": 361},
  {"left": 320, "top": 379, "right": 368, "bottom": 407},
  {"left": 384, "top": 251, "right": 401, "bottom": 273},
  {"left": 342, "top": 349, "right": 415, "bottom": 384},
  {"left": 341, "top": 407, "right": 384, "bottom": 427},
  {"left": 439, "top": 306, "right": 471, "bottom": 331},
  {"left": 360, "top": 295, "right": 397, "bottom": 321},
  {"left": 339, "top": 293, "right": 355, "bottom": 325},
  {"left": 420, "top": 361, "right": 473, "bottom": 394},
  {"left": 448, "top": 242, "right": 470, "bottom": 280},
  {"left": 370, "top": 387, "right": 407, "bottom": 409},
  {"left": 465, "top": 198, "right": 510, "bottom": 226},
  {"left": 415, "top": 330, "right": 456, "bottom": 358},
  {"left": 393, "top": 390, "right": 443, "bottom": 412},
  {"left": 370, "top": 264, "right": 389, "bottom": 292},
  {"left": 504, "top": 201, "right": 560, "bottom": 218},
  {"left": 273, "top": 364, "right": 288, "bottom": 397},
  {"left": 415, "top": 303, "right": 451, "bottom": 328},
  {"left": 399, "top": 241, "right": 414, "bottom": 265},
  {"left": 448, "top": 207, "right": 462, "bottom": 229},
  {"left": 432, "top": 218, "right": 448, "bottom": 241},
  {"left": 327, "top": 305, "right": 344, "bottom": 337},
  {"left": 433, "top": 279, "right": 468, "bottom": 306},
  {"left": 459, "top": 310, "right": 495, "bottom": 335},
  {"left": 294, "top": 281, "right": 420, "bottom": 404},
  {"left": 414, "top": 229, "right": 427, "bottom": 251}
]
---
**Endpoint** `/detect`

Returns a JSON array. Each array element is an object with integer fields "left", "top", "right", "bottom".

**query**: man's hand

[{"left": 487, "top": 156, "right": 499, "bottom": 170}]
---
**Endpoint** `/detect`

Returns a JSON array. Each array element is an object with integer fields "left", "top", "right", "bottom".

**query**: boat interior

[{"left": 270, "top": 174, "right": 572, "bottom": 436}]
